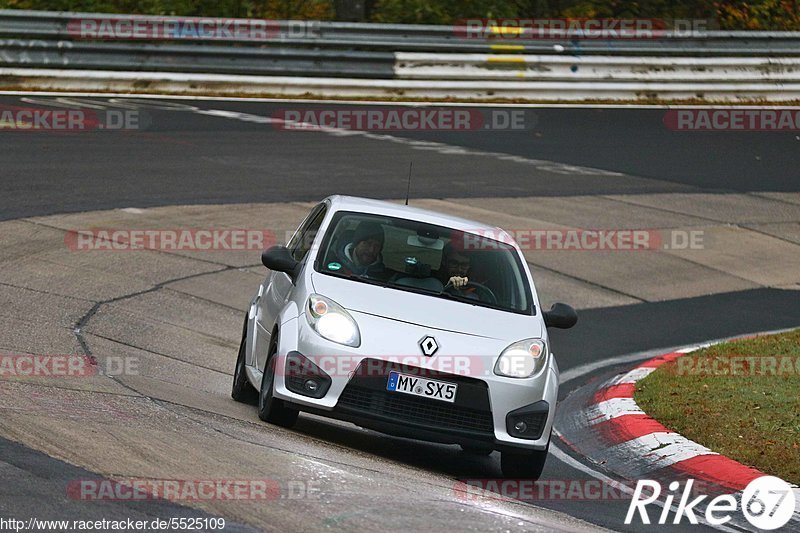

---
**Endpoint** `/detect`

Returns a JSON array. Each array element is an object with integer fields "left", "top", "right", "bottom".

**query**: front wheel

[
  {"left": 500, "top": 441, "right": 549, "bottom": 479},
  {"left": 257, "top": 343, "right": 299, "bottom": 428}
]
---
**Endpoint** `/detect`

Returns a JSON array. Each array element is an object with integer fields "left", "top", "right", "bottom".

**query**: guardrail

[
  {"left": 3, "top": 9, "right": 800, "bottom": 55},
  {"left": 0, "top": 39, "right": 395, "bottom": 78},
  {"left": 395, "top": 53, "right": 800, "bottom": 83},
  {"left": 1, "top": 9, "right": 799, "bottom": 101}
]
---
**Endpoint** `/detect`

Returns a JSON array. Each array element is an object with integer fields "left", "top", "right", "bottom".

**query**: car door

[{"left": 254, "top": 203, "right": 328, "bottom": 372}]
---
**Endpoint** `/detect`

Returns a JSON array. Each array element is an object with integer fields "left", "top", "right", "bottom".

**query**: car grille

[
  {"left": 337, "top": 362, "right": 494, "bottom": 437},
  {"left": 337, "top": 384, "right": 494, "bottom": 436}
]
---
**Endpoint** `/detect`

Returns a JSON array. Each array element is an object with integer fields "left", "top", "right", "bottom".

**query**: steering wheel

[{"left": 445, "top": 281, "right": 497, "bottom": 305}]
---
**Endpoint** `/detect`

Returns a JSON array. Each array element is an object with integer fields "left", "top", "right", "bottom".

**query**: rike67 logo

[{"left": 626, "top": 477, "right": 796, "bottom": 530}]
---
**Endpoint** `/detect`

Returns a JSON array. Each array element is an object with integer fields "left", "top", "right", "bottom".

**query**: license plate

[{"left": 386, "top": 371, "right": 457, "bottom": 403}]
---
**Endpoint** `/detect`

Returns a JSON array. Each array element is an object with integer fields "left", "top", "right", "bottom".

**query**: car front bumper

[{"left": 272, "top": 315, "right": 558, "bottom": 451}]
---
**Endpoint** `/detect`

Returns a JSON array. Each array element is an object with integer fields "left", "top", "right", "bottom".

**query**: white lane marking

[
  {"left": 4, "top": 91, "right": 800, "bottom": 109},
  {"left": 559, "top": 348, "right": 681, "bottom": 385},
  {"left": 585, "top": 397, "right": 643, "bottom": 424},
  {"left": 4, "top": 95, "right": 635, "bottom": 178},
  {"left": 194, "top": 109, "right": 623, "bottom": 177},
  {"left": 107, "top": 97, "right": 199, "bottom": 111},
  {"left": 19, "top": 96, "right": 199, "bottom": 111},
  {"left": 120, "top": 207, "right": 144, "bottom": 214},
  {"left": 20, "top": 96, "right": 111, "bottom": 109},
  {"left": 195, "top": 109, "right": 278, "bottom": 123},
  {"left": 14, "top": 98, "right": 624, "bottom": 177},
  {"left": 606, "top": 432, "right": 716, "bottom": 469},
  {"left": 677, "top": 343, "right": 717, "bottom": 353},
  {"left": 607, "top": 366, "right": 655, "bottom": 385},
  {"left": 13, "top": 95, "right": 626, "bottom": 177}
]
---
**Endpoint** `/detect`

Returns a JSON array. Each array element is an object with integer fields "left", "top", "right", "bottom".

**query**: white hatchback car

[{"left": 232, "top": 196, "right": 577, "bottom": 478}]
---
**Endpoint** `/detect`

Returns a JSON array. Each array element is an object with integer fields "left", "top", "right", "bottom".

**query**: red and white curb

[
  {"left": 587, "top": 348, "right": 772, "bottom": 490},
  {"left": 557, "top": 339, "right": 799, "bottom": 529}
]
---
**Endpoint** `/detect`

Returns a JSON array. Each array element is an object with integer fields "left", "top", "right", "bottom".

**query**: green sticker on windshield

[{"left": 327, "top": 262, "right": 342, "bottom": 271}]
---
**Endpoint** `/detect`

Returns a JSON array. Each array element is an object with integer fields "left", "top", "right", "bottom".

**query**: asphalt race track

[
  {"left": 1, "top": 94, "right": 799, "bottom": 533},
  {"left": 3, "top": 97, "right": 800, "bottom": 221}
]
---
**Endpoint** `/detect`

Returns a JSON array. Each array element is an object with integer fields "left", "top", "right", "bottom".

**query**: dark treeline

[{"left": 2, "top": 0, "right": 798, "bottom": 29}]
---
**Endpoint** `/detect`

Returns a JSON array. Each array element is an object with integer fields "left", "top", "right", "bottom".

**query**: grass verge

[{"left": 635, "top": 329, "right": 800, "bottom": 485}]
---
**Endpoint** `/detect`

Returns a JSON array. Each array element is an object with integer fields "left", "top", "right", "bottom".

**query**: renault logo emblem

[{"left": 419, "top": 336, "right": 439, "bottom": 357}]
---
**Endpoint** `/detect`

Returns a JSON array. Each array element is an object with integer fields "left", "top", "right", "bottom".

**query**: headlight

[
  {"left": 305, "top": 294, "right": 361, "bottom": 347},
  {"left": 494, "top": 339, "right": 547, "bottom": 378}
]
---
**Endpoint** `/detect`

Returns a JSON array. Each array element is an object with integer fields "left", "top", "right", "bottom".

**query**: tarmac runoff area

[{"left": 0, "top": 192, "right": 798, "bottom": 531}]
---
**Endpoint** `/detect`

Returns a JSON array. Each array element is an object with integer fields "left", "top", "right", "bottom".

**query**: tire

[
  {"left": 257, "top": 341, "right": 299, "bottom": 428},
  {"left": 460, "top": 444, "right": 494, "bottom": 456},
  {"left": 231, "top": 317, "right": 258, "bottom": 404},
  {"left": 500, "top": 441, "right": 549, "bottom": 479}
]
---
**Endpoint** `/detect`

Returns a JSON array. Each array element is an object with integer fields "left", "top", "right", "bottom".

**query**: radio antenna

[{"left": 405, "top": 162, "right": 413, "bottom": 205}]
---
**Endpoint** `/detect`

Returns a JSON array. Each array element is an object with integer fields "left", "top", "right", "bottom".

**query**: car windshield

[{"left": 314, "top": 211, "right": 534, "bottom": 314}]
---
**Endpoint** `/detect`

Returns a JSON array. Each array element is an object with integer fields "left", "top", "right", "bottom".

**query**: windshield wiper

[
  {"left": 382, "top": 278, "right": 483, "bottom": 306},
  {"left": 326, "top": 270, "right": 387, "bottom": 287},
  {"left": 382, "top": 278, "right": 442, "bottom": 295},
  {"left": 433, "top": 289, "right": 482, "bottom": 306},
  {"left": 435, "top": 288, "right": 517, "bottom": 313}
]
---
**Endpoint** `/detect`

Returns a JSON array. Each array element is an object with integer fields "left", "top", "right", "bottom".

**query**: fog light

[
  {"left": 284, "top": 352, "right": 332, "bottom": 399},
  {"left": 506, "top": 400, "right": 549, "bottom": 440}
]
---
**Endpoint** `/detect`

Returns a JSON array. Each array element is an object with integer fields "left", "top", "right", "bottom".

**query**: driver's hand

[{"left": 449, "top": 276, "right": 468, "bottom": 288}]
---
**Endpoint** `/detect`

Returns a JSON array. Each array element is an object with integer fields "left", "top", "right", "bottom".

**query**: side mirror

[
  {"left": 262, "top": 245, "right": 300, "bottom": 281},
  {"left": 543, "top": 303, "right": 578, "bottom": 329}
]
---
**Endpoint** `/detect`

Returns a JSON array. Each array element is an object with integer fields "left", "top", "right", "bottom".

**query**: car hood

[{"left": 310, "top": 272, "right": 541, "bottom": 341}]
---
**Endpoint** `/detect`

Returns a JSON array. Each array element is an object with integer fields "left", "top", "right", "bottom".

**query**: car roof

[{"left": 324, "top": 195, "right": 512, "bottom": 241}]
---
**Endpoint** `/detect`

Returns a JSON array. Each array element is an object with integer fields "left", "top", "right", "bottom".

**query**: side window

[
  {"left": 291, "top": 205, "right": 327, "bottom": 262},
  {"left": 287, "top": 204, "right": 322, "bottom": 251}
]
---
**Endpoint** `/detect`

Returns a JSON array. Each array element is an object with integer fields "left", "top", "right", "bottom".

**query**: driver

[{"left": 436, "top": 243, "right": 473, "bottom": 291}]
